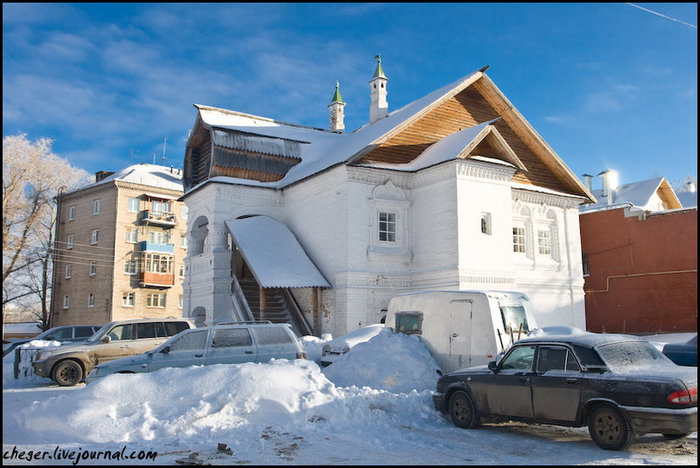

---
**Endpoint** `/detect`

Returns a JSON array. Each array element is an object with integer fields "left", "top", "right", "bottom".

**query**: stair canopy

[{"left": 225, "top": 216, "right": 330, "bottom": 289}]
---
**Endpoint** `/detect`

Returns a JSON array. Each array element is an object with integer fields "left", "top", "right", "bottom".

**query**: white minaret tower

[
  {"left": 369, "top": 54, "right": 388, "bottom": 124},
  {"left": 328, "top": 81, "right": 346, "bottom": 132}
]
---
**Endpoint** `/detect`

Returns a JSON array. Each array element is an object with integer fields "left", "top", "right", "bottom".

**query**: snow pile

[
  {"left": 300, "top": 333, "right": 332, "bottom": 362},
  {"left": 322, "top": 328, "right": 441, "bottom": 393}
]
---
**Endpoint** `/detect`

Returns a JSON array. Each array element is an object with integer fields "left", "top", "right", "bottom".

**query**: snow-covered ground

[{"left": 2, "top": 328, "right": 696, "bottom": 465}]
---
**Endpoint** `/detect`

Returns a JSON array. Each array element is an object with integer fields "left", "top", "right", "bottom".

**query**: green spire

[
  {"left": 329, "top": 80, "right": 345, "bottom": 105},
  {"left": 372, "top": 54, "right": 386, "bottom": 79}
]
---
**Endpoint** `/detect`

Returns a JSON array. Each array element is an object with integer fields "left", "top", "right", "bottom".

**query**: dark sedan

[
  {"left": 662, "top": 334, "right": 697, "bottom": 367},
  {"left": 433, "top": 332, "right": 697, "bottom": 450}
]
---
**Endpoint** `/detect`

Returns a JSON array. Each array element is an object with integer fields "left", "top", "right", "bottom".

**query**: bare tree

[{"left": 3, "top": 133, "right": 91, "bottom": 330}]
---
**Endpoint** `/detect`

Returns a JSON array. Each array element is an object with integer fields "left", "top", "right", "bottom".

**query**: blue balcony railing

[{"left": 139, "top": 241, "right": 174, "bottom": 254}]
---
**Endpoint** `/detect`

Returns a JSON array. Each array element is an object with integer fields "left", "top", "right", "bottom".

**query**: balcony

[
  {"left": 140, "top": 271, "right": 174, "bottom": 288},
  {"left": 139, "top": 241, "right": 174, "bottom": 254},
  {"left": 140, "top": 210, "right": 176, "bottom": 228}
]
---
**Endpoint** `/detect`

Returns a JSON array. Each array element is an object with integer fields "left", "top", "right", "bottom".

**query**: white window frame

[
  {"left": 178, "top": 295, "right": 183, "bottom": 310},
  {"left": 378, "top": 211, "right": 397, "bottom": 243},
  {"left": 65, "top": 264, "right": 72, "bottom": 279},
  {"left": 127, "top": 197, "right": 140, "bottom": 213},
  {"left": 93, "top": 199, "right": 101, "bottom": 215},
  {"left": 89, "top": 261, "right": 97, "bottom": 276},
  {"left": 63, "top": 295, "right": 70, "bottom": 309},
  {"left": 66, "top": 234, "right": 74, "bottom": 250},
  {"left": 146, "top": 293, "right": 166, "bottom": 308},
  {"left": 124, "top": 259, "right": 137, "bottom": 275},
  {"left": 87, "top": 292, "right": 95, "bottom": 307},
  {"left": 512, "top": 226, "right": 526, "bottom": 254},
  {"left": 91, "top": 229, "right": 99, "bottom": 245},
  {"left": 368, "top": 181, "right": 411, "bottom": 256},
  {"left": 180, "top": 235, "right": 187, "bottom": 249},
  {"left": 537, "top": 229, "right": 552, "bottom": 256},
  {"left": 181, "top": 205, "right": 188, "bottom": 220},
  {"left": 122, "top": 292, "right": 135, "bottom": 307},
  {"left": 125, "top": 228, "right": 138, "bottom": 243},
  {"left": 68, "top": 205, "right": 76, "bottom": 221},
  {"left": 178, "top": 264, "right": 185, "bottom": 279}
]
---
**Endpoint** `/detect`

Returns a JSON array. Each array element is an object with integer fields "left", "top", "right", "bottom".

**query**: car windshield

[
  {"left": 500, "top": 305, "right": 530, "bottom": 334},
  {"left": 596, "top": 340, "right": 673, "bottom": 372}
]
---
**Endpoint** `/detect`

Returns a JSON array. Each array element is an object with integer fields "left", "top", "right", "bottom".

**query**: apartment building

[{"left": 51, "top": 164, "right": 188, "bottom": 327}]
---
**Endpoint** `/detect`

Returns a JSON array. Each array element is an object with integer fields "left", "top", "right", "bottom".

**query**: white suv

[{"left": 87, "top": 322, "right": 306, "bottom": 382}]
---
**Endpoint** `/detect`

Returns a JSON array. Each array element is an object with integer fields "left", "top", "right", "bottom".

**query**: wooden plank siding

[{"left": 359, "top": 80, "right": 570, "bottom": 194}]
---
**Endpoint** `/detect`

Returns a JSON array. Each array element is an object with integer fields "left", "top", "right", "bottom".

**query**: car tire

[
  {"left": 587, "top": 404, "right": 635, "bottom": 450},
  {"left": 448, "top": 390, "right": 481, "bottom": 429},
  {"left": 52, "top": 360, "right": 83, "bottom": 387}
]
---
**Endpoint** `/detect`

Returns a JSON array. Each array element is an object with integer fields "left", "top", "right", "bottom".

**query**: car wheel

[
  {"left": 448, "top": 390, "right": 481, "bottom": 429},
  {"left": 587, "top": 404, "right": 635, "bottom": 450},
  {"left": 52, "top": 360, "right": 83, "bottom": 387},
  {"left": 662, "top": 432, "right": 691, "bottom": 440}
]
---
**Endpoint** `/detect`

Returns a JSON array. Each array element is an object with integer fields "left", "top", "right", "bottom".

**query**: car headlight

[{"left": 36, "top": 349, "right": 55, "bottom": 360}]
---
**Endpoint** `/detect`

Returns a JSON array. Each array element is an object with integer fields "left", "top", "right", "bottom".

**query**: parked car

[
  {"left": 4, "top": 325, "right": 101, "bottom": 357},
  {"left": 86, "top": 322, "right": 307, "bottom": 383},
  {"left": 662, "top": 334, "right": 697, "bottom": 367},
  {"left": 31, "top": 318, "right": 194, "bottom": 386},
  {"left": 433, "top": 332, "right": 697, "bottom": 450},
  {"left": 320, "top": 324, "right": 384, "bottom": 367}
]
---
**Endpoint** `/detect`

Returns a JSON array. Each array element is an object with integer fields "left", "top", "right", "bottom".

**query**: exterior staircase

[{"left": 237, "top": 278, "right": 310, "bottom": 336}]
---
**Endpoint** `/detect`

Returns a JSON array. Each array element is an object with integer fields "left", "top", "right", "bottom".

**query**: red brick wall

[{"left": 580, "top": 207, "right": 697, "bottom": 334}]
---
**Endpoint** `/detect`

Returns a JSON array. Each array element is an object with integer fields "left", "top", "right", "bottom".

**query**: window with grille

[
  {"left": 378, "top": 211, "right": 396, "bottom": 242},
  {"left": 538, "top": 230, "right": 551, "bottom": 255},
  {"left": 513, "top": 226, "right": 526, "bottom": 253}
]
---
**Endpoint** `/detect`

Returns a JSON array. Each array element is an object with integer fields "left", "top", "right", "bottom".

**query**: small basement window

[{"left": 395, "top": 311, "right": 423, "bottom": 335}]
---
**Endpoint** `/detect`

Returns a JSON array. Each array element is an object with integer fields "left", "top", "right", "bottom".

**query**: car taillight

[{"left": 667, "top": 387, "right": 697, "bottom": 404}]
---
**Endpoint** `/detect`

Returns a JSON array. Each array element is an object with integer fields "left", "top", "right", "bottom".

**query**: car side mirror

[
  {"left": 101, "top": 336, "right": 111, "bottom": 344},
  {"left": 488, "top": 361, "right": 498, "bottom": 372},
  {"left": 160, "top": 346, "right": 170, "bottom": 354}
]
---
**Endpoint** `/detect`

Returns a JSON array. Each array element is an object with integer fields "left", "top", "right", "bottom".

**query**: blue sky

[{"left": 3, "top": 3, "right": 697, "bottom": 189}]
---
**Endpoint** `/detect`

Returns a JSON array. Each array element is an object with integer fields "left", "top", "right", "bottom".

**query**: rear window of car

[
  {"left": 137, "top": 323, "right": 156, "bottom": 339},
  {"left": 164, "top": 321, "right": 189, "bottom": 336},
  {"left": 212, "top": 328, "right": 253, "bottom": 348},
  {"left": 595, "top": 340, "right": 670, "bottom": 371},
  {"left": 251, "top": 327, "right": 295, "bottom": 346},
  {"left": 74, "top": 327, "right": 96, "bottom": 338}
]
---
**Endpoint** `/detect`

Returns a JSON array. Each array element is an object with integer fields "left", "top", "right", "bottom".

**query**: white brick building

[{"left": 180, "top": 59, "right": 595, "bottom": 337}]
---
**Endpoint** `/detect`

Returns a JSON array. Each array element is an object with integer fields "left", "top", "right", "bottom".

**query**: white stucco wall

[{"left": 182, "top": 158, "right": 587, "bottom": 337}]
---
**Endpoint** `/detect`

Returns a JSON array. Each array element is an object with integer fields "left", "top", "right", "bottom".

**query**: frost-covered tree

[{"left": 3, "top": 133, "right": 91, "bottom": 329}]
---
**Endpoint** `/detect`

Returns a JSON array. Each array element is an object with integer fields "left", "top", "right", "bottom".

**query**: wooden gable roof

[{"left": 354, "top": 72, "right": 594, "bottom": 202}]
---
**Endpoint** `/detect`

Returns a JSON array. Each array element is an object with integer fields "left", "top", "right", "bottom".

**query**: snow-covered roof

[
  {"left": 581, "top": 177, "right": 678, "bottom": 212},
  {"left": 191, "top": 71, "right": 482, "bottom": 190},
  {"left": 225, "top": 216, "right": 330, "bottom": 288},
  {"left": 68, "top": 163, "right": 184, "bottom": 195}
]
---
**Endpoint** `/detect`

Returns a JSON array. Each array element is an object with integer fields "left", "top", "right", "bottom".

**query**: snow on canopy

[{"left": 225, "top": 216, "right": 330, "bottom": 288}]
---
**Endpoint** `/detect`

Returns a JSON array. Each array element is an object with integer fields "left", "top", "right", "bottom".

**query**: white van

[{"left": 385, "top": 290, "right": 537, "bottom": 373}]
